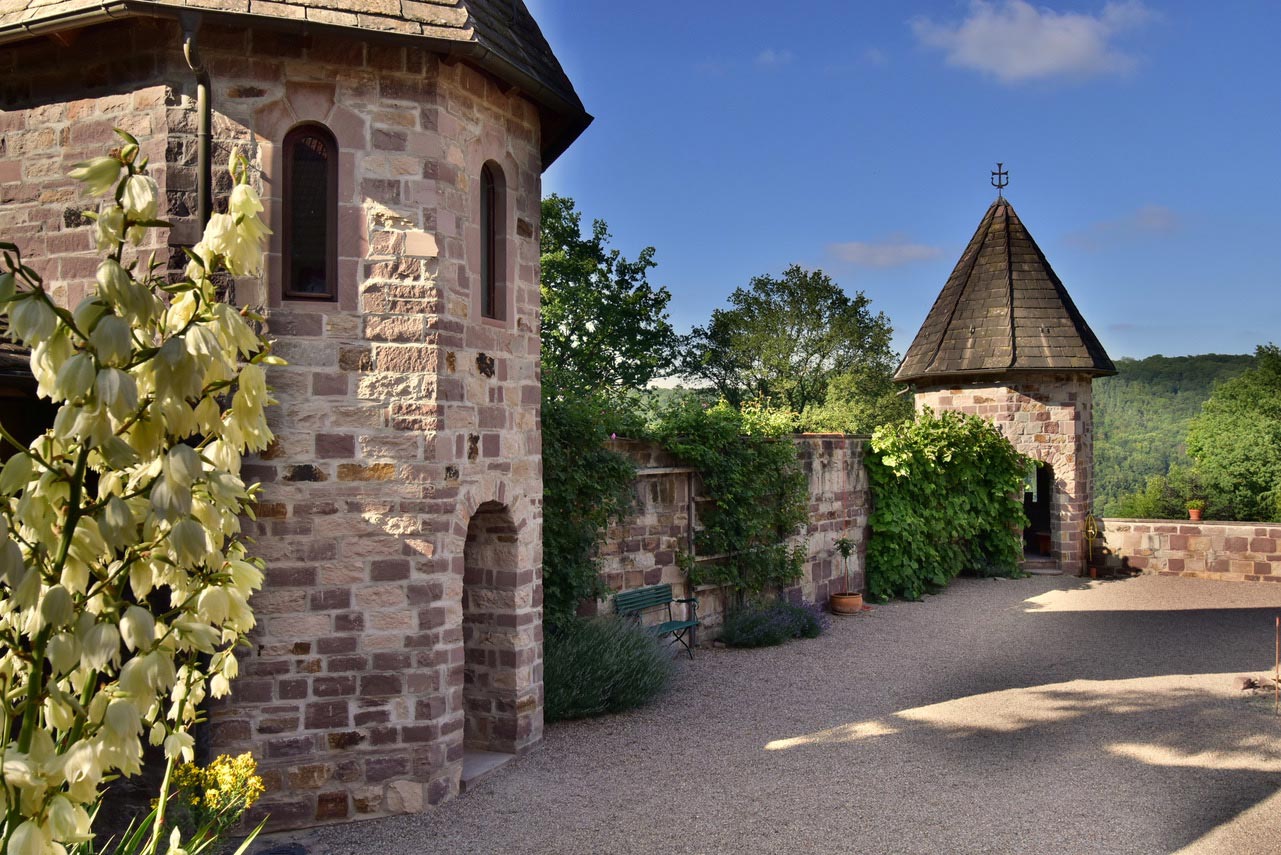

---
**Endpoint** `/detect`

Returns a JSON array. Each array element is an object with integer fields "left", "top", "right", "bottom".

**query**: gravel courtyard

[{"left": 285, "top": 574, "right": 1281, "bottom": 854}]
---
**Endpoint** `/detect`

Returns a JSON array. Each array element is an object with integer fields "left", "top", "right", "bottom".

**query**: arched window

[
  {"left": 479, "top": 162, "right": 505, "bottom": 320},
  {"left": 282, "top": 124, "right": 337, "bottom": 300}
]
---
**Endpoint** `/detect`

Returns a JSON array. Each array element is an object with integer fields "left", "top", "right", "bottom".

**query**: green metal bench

[{"left": 614, "top": 583, "right": 699, "bottom": 659}]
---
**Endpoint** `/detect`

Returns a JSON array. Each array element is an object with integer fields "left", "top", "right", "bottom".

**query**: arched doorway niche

[{"left": 461, "top": 500, "right": 521, "bottom": 758}]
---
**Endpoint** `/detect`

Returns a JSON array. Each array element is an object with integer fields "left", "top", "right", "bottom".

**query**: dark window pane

[
  {"left": 481, "top": 165, "right": 496, "bottom": 318},
  {"left": 285, "top": 128, "right": 335, "bottom": 299}
]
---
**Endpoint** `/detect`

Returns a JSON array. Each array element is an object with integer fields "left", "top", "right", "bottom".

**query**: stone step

[
  {"left": 1022, "top": 557, "right": 1063, "bottom": 576},
  {"left": 460, "top": 750, "right": 516, "bottom": 793}
]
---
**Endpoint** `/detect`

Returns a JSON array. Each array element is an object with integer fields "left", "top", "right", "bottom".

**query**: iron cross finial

[{"left": 991, "top": 162, "right": 1009, "bottom": 198}]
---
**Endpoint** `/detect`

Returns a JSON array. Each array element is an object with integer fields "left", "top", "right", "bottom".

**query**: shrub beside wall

[
  {"left": 865, "top": 409, "right": 1029, "bottom": 601},
  {"left": 543, "top": 617, "right": 674, "bottom": 721}
]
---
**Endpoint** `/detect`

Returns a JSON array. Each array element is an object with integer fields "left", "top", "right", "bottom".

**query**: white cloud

[
  {"left": 912, "top": 0, "right": 1152, "bottom": 84},
  {"left": 827, "top": 238, "right": 942, "bottom": 268},
  {"left": 1064, "top": 204, "right": 1181, "bottom": 250},
  {"left": 755, "top": 48, "right": 793, "bottom": 68}
]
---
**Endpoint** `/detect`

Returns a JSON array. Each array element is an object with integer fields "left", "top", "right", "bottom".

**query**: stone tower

[
  {"left": 895, "top": 197, "right": 1115, "bottom": 573},
  {"left": 0, "top": 0, "right": 589, "bottom": 829}
]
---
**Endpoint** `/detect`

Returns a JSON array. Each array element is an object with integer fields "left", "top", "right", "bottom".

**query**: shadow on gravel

[
  {"left": 763, "top": 675, "right": 1281, "bottom": 853},
  {"left": 1030, "top": 608, "right": 1280, "bottom": 673}
]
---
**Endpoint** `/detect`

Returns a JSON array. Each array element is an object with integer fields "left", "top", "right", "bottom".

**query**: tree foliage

[
  {"left": 682, "top": 264, "right": 898, "bottom": 418},
  {"left": 1094, "top": 353, "right": 1255, "bottom": 515},
  {"left": 799, "top": 364, "right": 913, "bottom": 436},
  {"left": 865, "top": 409, "right": 1028, "bottom": 601},
  {"left": 1184, "top": 344, "right": 1281, "bottom": 521},
  {"left": 539, "top": 195, "right": 680, "bottom": 396},
  {"left": 540, "top": 392, "right": 637, "bottom": 629},
  {"left": 1108, "top": 465, "right": 1204, "bottom": 520}
]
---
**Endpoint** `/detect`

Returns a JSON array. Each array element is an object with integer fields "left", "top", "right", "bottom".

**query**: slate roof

[
  {"left": 894, "top": 197, "right": 1116, "bottom": 385},
  {"left": 0, "top": 0, "right": 589, "bottom": 165}
]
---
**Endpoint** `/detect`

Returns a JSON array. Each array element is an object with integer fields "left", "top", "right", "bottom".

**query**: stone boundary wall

[
  {"left": 1100, "top": 518, "right": 1281, "bottom": 582},
  {"left": 595, "top": 435, "right": 869, "bottom": 628}
]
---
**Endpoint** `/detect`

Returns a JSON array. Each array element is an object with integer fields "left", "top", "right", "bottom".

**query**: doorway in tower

[
  {"left": 459, "top": 500, "right": 520, "bottom": 790},
  {"left": 1023, "top": 461, "right": 1055, "bottom": 558}
]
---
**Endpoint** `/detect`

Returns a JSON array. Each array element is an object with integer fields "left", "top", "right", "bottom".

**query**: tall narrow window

[
  {"left": 479, "top": 162, "right": 504, "bottom": 320},
  {"left": 282, "top": 124, "right": 338, "bottom": 300}
]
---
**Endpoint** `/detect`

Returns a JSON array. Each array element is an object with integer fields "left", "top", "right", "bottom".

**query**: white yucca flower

[
  {"left": 69, "top": 156, "right": 121, "bottom": 196},
  {"left": 7, "top": 820, "right": 47, "bottom": 855},
  {"left": 119, "top": 606, "right": 155, "bottom": 653},
  {"left": 120, "top": 174, "right": 158, "bottom": 221},
  {"left": 9, "top": 296, "right": 56, "bottom": 343},
  {"left": 0, "top": 145, "right": 277, "bottom": 844},
  {"left": 53, "top": 353, "right": 96, "bottom": 403},
  {"left": 88, "top": 315, "right": 132, "bottom": 367},
  {"left": 93, "top": 204, "right": 125, "bottom": 253}
]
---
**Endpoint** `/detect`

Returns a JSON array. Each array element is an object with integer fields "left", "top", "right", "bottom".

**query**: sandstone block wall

[
  {"left": 0, "top": 19, "right": 175, "bottom": 306},
  {"left": 914, "top": 374, "right": 1093, "bottom": 573},
  {"left": 1099, "top": 519, "right": 1281, "bottom": 582},
  {"left": 3, "top": 19, "right": 547, "bottom": 831},
  {"left": 596, "top": 435, "right": 869, "bottom": 628}
]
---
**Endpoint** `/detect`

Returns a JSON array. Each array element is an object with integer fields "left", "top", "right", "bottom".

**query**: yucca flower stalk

[{"left": 0, "top": 130, "right": 277, "bottom": 855}]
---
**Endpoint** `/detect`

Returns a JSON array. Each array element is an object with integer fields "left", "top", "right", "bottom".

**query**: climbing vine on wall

[
  {"left": 541, "top": 388, "right": 639, "bottom": 629},
  {"left": 865, "top": 408, "right": 1029, "bottom": 601},
  {"left": 650, "top": 399, "right": 808, "bottom": 594}
]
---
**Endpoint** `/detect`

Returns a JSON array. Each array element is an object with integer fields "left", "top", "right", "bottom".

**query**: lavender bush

[{"left": 719, "top": 599, "right": 829, "bottom": 648}]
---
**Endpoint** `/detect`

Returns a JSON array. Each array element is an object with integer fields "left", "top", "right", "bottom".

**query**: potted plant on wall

[
  {"left": 1187, "top": 499, "right": 1206, "bottom": 521},
  {"left": 829, "top": 536, "right": 864, "bottom": 615}
]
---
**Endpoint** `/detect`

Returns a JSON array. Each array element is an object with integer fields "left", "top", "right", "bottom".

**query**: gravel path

[{"left": 282, "top": 574, "right": 1281, "bottom": 854}]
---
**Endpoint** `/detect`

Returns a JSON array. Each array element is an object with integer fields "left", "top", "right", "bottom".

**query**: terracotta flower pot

[
  {"left": 1188, "top": 508, "right": 1202, "bottom": 521},
  {"left": 830, "top": 592, "right": 864, "bottom": 615}
]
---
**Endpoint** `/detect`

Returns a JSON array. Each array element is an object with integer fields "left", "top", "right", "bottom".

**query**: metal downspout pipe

[{"left": 180, "top": 14, "right": 211, "bottom": 228}]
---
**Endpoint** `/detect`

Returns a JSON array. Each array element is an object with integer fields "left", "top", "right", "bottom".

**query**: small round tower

[{"left": 895, "top": 196, "right": 1116, "bottom": 572}]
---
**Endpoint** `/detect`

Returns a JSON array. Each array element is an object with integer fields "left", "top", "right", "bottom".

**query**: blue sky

[{"left": 526, "top": 1, "right": 1279, "bottom": 361}]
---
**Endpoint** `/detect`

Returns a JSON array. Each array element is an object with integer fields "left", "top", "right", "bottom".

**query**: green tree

[
  {"left": 800, "top": 364, "right": 913, "bottom": 435},
  {"left": 1185, "top": 344, "right": 1281, "bottom": 521},
  {"left": 539, "top": 195, "right": 678, "bottom": 623},
  {"left": 540, "top": 195, "right": 680, "bottom": 396},
  {"left": 1108, "top": 466, "right": 1203, "bottom": 519},
  {"left": 683, "top": 264, "right": 898, "bottom": 419},
  {"left": 1093, "top": 352, "right": 1255, "bottom": 514}
]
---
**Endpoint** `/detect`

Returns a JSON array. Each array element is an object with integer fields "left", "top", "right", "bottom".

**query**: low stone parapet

[{"left": 1099, "top": 518, "right": 1281, "bottom": 582}]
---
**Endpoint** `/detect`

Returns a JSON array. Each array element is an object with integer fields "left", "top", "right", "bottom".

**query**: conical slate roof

[
  {"left": 895, "top": 197, "right": 1115, "bottom": 384},
  {"left": 0, "top": 0, "right": 589, "bottom": 166}
]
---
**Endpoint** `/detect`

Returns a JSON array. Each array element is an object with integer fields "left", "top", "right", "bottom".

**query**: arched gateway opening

[{"left": 461, "top": 501, "right": 521, "bottom": 772}]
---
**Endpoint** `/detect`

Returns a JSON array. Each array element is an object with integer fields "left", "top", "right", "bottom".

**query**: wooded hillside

[{"left": 1094, "top": 353, "right": 1256, "bottom": 515}]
